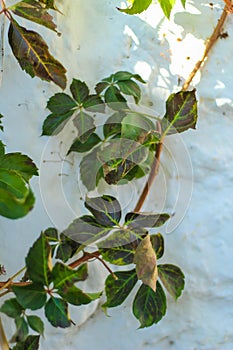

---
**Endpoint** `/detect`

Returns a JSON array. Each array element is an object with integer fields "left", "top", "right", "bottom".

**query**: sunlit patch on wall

[{"left": 134, "top": 61, "right": 152, "bottom": 80}]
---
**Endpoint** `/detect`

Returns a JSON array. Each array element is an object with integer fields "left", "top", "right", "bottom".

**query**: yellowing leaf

[
  {"left": 10, "top": 0, "right": 58, "bottom": 32},
  {"left": 8, "top": 19, "right": 66, "bottom": 89},
  {"left": 133, "top": 235, "right": 158, "bottom": 292},
  {"left": 39, "top": 0, "right": 58, "bottom": 11}
]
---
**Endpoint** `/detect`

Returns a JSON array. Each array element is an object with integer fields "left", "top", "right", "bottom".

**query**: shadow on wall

[{"left": 58, "top": 0, "right": 233, "bottom": 114}]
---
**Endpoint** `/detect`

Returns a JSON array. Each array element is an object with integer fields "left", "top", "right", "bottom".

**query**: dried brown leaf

[{"left": 133, "top": 235, "right": 158, "bottom": 291}]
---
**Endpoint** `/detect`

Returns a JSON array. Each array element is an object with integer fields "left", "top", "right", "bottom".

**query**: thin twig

[
  {"left": 0, "top": 266, "right": 26, "bottom": 292},
  {"left": 0, "top": 281, "right": 31, "bottom": 289},
  {"left": 68, "top": 251, "right": 100, "bottom": 269},
  {"left": 0, "top": 290, "right": 10, "bottom": 298},
  {"left": 91, "top": 252, "right": 117, "bottom": 279},
  {"left": 182, "top": 5, "right": 229, "bottom": 91}
]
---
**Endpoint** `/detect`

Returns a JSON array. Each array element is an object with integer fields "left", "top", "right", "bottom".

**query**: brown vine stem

[
  {"left": 134, "top": 4, "right": 229, "bottom": 212},
  {"left": 182, "top": 5, "right": 229, "bottom": 91},
  {"left": 68, "top": 251, "right": 100, "bottom": 269},
  {"left": 91, "top": 252, "right": 117, "bottom": 279}
]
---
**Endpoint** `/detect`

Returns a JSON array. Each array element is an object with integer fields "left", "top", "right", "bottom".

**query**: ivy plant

[
  {"left": 0, "top": 115, "right": 38, "bottom": 219},
  {"left": 0, "top": 0, "right": 229, "bottom": 348},
  {"left": 43, "top": 71, "right": 197, "bottom": 191},
  {"left": 0, "top": 68, "right": 197, "bottom": 349}
]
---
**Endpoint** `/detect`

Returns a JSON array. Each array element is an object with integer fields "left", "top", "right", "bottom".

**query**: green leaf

[
  {"left": 143, "top": 130, "right": 160, "bottom": 150},
  {"left": 39, "top": 0, "right": 57, "bottom": 10},
  {"left": 67, "top": 133, "right": 101, "bottom": 154},
  {"left": 103, "top": 269, "right": 137, "bottom": 307},
  {"left": 0, "top": 153, "right": 38, "bottom": 182},
  {"left": 157, "top": 0, "right": 176, "bottom": 18},
  {"left": 99, "top": 228, "right": 145, "bottom": 265},
  {"left": 55, "top": 241, "right": 72, "bottom": 262},
  {"left": 42, "top": 111, "right": 74, "bottom": 136},
  {"left": 161, "top": 90, "right": 198, "bottom": 135},
  {"left": 55, "top": 233, "right": 81, "bottom": 262},
  {"left": 158, "top": 264, "right": 185, "bottom": 300},
  {"left": 134, "top": 235, "right": 158, "bottom": 292},
  {"left": 124, "top": 150, "right": 154, "bottom": 181},
  {"left": 0, "top": 298, "right": 23, "bottom": 318},
  {"left": 58, "top": 285, "right": 101, "bottom": 306},
  {"left": 12, "top": 283, "right": 47, "bottom": 310},
  {"left": 117, "top": 80, "right": 141, "bottom": 103},
  {"left": 11, "top": 316, "right": 29, "bottom": 343},
  {"left": 80, "top": 145, "right": 103, "bottom": 191},
  {"left": 99, "top": 138, "right": 148, "bottom": 185},
  {"left": 62, "top": 215, "right": 110, "bottom": 248},
  {"left": 100, "top": 138, "right": 148, "bottom": 165},
  {"left": 0, "top": 168, "right": 29, "bottom": 200},
  {"left": 27, "top": 315, "right": 44, "bottom": 335},
  {"left": 70, "top": 79, "right": 89, "bottom": 104},
  {"left": 8, "top": 19, "right": 66, "bottom": 89},
  {"left": 47, "top": 93, "right": 77, "bottom": 115},
  {"left": 150, "top": 233, "right": 164, "bottom": 259},
  {"left": 95, "top": 81, "right": 109, "bottom": 94},
  {"left": 85, "top": 195, "right": 121, "bottom": 226},
  {"left": 0, "top": 187, "right": 35, "bottom": 219},
  {"left": 25, "top": 233, "right": 51, "bottom": 286},
  {"left": 181, "top": 0, "right": 186, "bottom": 7},
  {"left": 117, "top": 0, "right": 152, "bottom": 14},
  {"left": 73, "top": 111, "right": 95, "bottom": 143},
  {"left": 103, "top": 111, "right": 125, "bottom": 139},
  {"left": 133, "top": 282, "right": 166, "bottom": 328},
  {"left": 44, "top": 227, "right": 59, "bottom": 241},
  {"left": 83, "top": 95, "right": 105, "bottom": 113},
  {"left": 122, "top": 164, "right": 146, "bottom": 182},
  {"left": 113, "top": 71, "right": 146, "bottom": 83},
  {"left": 104, "top": 85, "right": 127, "bottom": 109},
  {"left": 12, "top": 335, "right": 40, "bottom": 350},
  {"left": 45, "top": 297, "right": 71, "bottom": 328},
  {"left": 102, "top": 158, "right": 135, "bottom": 185},
  {"left": 125, "top": 212, "right": 170, "bottom": 228},
  {"left": 121, "top": 113, "right": 155, "bottom": 142},
  {"left": 52, "top": 262, "right": 88, "bottom": 289},
  {"left": 56, "top": 233, "right": 83, "bottom": 261},
  {"left": 10, "top": 0, "right": 58, "bottom": 32}
]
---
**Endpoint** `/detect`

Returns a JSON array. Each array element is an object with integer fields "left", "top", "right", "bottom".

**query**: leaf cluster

[
  {"left": 0, "top": 0, "right": 200, "bottom": 348},
  {"left": 43, "top": 72, "right": 197, "bottom": 191},
  {"left": 0, "top": 0, "right": 66, "bottom": 88},
  {"left": 0, "top": 231, "right": 101, "bottom": 347},
  {"left": 0, "top": 193, "right": 184, "bottom": 340},
  {"left": 0, "top": 117, "right": 38, "bottom": 219},
  {"left": 117, "top": 0, "right": 186, "bottom": 18},
  {"left": 42, "top": 71, "right": 159, "bottom": 189}
]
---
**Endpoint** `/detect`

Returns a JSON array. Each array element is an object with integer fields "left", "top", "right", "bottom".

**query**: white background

[{"left": 0, "top": 0, "right": 233, "bottom": 349}]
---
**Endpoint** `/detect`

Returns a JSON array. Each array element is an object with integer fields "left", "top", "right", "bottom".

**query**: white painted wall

[{"left": 1, "top": 0, "right": 233, "bottom": 349}]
